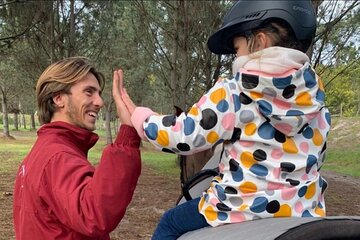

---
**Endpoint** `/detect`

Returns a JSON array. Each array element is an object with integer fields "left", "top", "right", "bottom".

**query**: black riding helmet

[{"left": 207, "top": 0, "right": 316, "bottom": 54}]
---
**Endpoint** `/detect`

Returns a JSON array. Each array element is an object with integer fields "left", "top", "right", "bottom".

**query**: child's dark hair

[{"left": 246, "top": 19, "right": 310, "bottom": 53}]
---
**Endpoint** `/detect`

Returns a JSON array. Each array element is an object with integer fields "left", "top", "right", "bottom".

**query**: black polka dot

[
  {"left": 240, "top": 92, "right": 253, "bottom": 104},
  {"left": 162, "top": 148, "right": 175, "bottom": 154},
  {"left": 272, "top": 115, "right": 282, "bottom": 121},
  {"left": 281, "top": 162, "right": 296, "bottom": 172},
  {"left": 297, "top": 123, "right": 309, "bottom": 134},
  {"left": 230, "top": 128, "right": 241, "bottom": 143},
  {"left": 242, "top": 74, "right": 259, "bottom": 89},
  {"left": 162, "top": 115, "right": 177, "bottom": 127},
  {"left": 274, "top": 130, "right": 286, "bottom": 143},
  {"left": 176, "top": 143, "right": 190, "bottom": 151},
  {"left": 225, "top": 187, "right": 238, "bottom": 194},
  {"left": 320, "top": 142, "right": 327, "bottom": 154},
  {"left": 216, "top": 202, "right": 231, "bottom": 211},
  {"left": 200, "top": 108, "right": 218, "bottom": 130},
  {"left": 229, "top": 159, "right": 239, "bottom": 171},
  {"left": 321, "top": 179, "right": 328, "bottom": 194},
  {"left": 266, "top": 200, "right": 280, "bottom": 214},
  {"left": 211, "top": 178, "right": 220, "bottom": 183},
  {"left": 282, "top": 84, "right": 296, "bottom": 99},
  {"left": 286, "top": 178, "right": 300, "bottom": 186},
  {"left": 253, "top": 149, "right": 267, "bottom": 161}
]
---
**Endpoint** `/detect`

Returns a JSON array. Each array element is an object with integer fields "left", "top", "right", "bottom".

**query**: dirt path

[{"left": 1, "top": 164, "right": 359, "bottom": 240}]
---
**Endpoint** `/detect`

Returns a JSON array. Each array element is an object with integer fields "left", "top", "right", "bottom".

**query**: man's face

[{"left": 62, "top": 73, "right": 104, "bottom": 131}]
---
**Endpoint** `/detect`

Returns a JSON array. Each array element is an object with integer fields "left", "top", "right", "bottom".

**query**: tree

[{"left": 312, "top": 0, "right": 359, "bottom": 82}]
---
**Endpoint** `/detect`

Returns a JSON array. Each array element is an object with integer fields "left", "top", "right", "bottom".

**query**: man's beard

[{"left": 66, "top": 97, "right": 93, "bottom": 131}]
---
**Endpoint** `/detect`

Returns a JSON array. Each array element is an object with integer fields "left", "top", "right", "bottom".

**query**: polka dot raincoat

[{"left": 131, "top": 47, "right": 331, "bottom": 227}]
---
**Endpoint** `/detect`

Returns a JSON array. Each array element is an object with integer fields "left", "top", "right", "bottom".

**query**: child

[{"left": 119, "top": 0, "right": 331, "bottom": 239}]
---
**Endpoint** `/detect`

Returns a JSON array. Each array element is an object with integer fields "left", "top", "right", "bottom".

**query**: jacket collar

[{"left": 37, "top": 121, "right": 99, "bottom": 154}]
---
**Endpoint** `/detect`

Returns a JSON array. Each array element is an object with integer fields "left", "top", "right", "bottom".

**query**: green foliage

[{"left": 321, "top": 62, "right": 360, "bottom": 116}]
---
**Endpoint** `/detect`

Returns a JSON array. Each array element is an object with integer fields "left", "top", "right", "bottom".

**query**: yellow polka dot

[
  {"left": 318, "top": 78, "right": 324, "bottom": 91},
  {"left": 188, "top": 107, "right": 199, "bottom": 116},
  {"left": 239, "top": 181, "right": 257, "bottom": 193},
  {"left": 240, "top": 151, "right": 257, "bottom": 168},
  {"left": 315, "top": 205, "right": 325, "bottom": 217},
  {"left": 250, "top": 91, "right": 263, "bottom": 99},
  {"left": 210, "top": 88, "right": 226, "bottom": 104},
  {"left": 207, "top": 131, "right": 219, "bottom": 144},
  {"left": 199, "top": 197, "right": 205, "bottom": 210},
  {"left": 295, "top": 91, "right": 312, "bottom": 106},
  {"left": 156, "top": 130, "right": 169, "bottom": 146},
  {"left": 312, "top": 129, "right": 323, "bottom": 146},
  {"left": 305, "top": 182, "right": 316, "bottom": 199},
  {"left": 274, "top": 204, "right": 292, "bottom": 217},
  {"left": 204, "top": 206, "right": 218, "bottom": 221},
  {"left": 244, "top": 123, "right": 257, "bottom": 136},
  {"left": 213, "top": 176, "right": 222, "bottom": 182},
  {"left": 239, "top": 204, "right": 248, "bottom": 211},
  {"left": 283, "top": 138, "right": 298, "bottom": 154}
]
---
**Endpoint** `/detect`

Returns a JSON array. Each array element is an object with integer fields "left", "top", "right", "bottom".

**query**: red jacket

[{"left": 13, "top": 121, "right": 141, "bottom": 240}]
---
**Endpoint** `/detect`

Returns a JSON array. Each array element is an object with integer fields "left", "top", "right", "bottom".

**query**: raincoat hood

[{"left": 234, "top": 47, "right": 325, "bottom": 136}]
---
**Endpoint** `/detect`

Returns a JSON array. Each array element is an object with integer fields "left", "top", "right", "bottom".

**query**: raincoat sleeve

[{"left": 131, "top": 78, "right": 240, "bottom": 155}]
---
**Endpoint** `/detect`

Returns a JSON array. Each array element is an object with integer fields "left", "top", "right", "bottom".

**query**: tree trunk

[
  {"left": 13, "top": 113, "right": 19, "bottom": 130},
  {"left": 105, "top": 103, "right": 113, "bottom": 145},
  {"left": 68, "top": 0, "right": 76, "bottom": 56},
  {"left": 30, "top": 112, "right": 36, "bottom": 130},
  {"left": 50, "top": 0, "right": 56, "bottom": 62},
  {"left": 1, "top": 91, "right": 10, "bottom": 137},
  {"left": 22, "top": 114, "right": 26, "bottom": 129}
]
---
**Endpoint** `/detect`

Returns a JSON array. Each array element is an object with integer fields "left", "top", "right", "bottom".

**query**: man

[{"left": 13, "top": 57, "right": 140, "bottom": 240}]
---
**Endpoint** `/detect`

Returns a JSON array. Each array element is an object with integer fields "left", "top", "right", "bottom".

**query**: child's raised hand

[{"left": 112, "top": 69, "right": 132, "bottom": 126}]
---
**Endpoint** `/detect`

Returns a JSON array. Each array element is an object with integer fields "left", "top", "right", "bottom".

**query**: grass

[
  {"left": 0, "top": 125, "right": 178, "bottom": 177},
  {"left": 140, "top": 148, "right": 179, "bottom": 177},
  {"left": 322, "top": 150, "right": 360, "bottom": 177},
  {"left": 1, "top": 116, "right": 359, "bottom": 179}
]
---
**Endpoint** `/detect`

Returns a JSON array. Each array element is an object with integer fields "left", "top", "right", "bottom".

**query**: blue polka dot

[
  {"left": 233, "top": 94, "right": 241, "bottom": 112},
  {"left": 217, "top": 99, "right": 229, "bottom": 112},
  {"left": 272, "top": 76, "right": 292, "bottom": 89},
  {"left": 319, "top": 176, "right": 324, "bottom": 188},
  {"left": 203, "top": 193, "right": 209, "bottom": 201},
  {"left": 183, "top": 117, "right": 195, "bottom": 136},
  {"left": 302, "top": 127, "right": 314, "bottom": 139},
  {"left": 215, "top": 185, "right": 226, "bottom": 201},
  {"left": 325, "top": 112, "right": 331, "bottom": 126},
  {"left": 258, "top": 122, "right": 275, "bottom": 140},
  {"left": 235, "top": 72, "right": 240, "bottom": 81},
  {"left": 317, "top": 202, "right": 324, "bottom": 209},
  {"left": 258, "top": 100, "right": 273, "bottom": 116},
  {"left": 316, "top": 90, "right": 325, "bottom": 103},
  {"left": 145, "top": 123, "right": 158, "bottom": 140},
  {"left": 250, "top": 164, "right": 268, "bottom": 177},
  {"left": 306, "top": 155, "right": 317, "bottom": 173},
  {"left": 298, "top": 186, "right": 307, "bottom": 197},
  {"left": 303, "top": 68, "right": 317, "bottom": 88},
  {"left": 250, "top": 197, "right": 268, "bottom": 213},
  {"left": 231, "top": 168, "right": 244, "bottom": 182},
  {"left": 218, "top": 212, "right": 228, "bottom": 221},
  {"left": 302, "top": 210, "right": 313, "bottom": 217},
  {"left": 286, "top": 110, "right": 304, "bottom": 116}
]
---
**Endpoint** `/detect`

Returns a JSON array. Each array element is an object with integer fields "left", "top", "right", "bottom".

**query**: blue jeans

[{"left": 152, "top": 197, "right": 210, "bottom": 240}]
